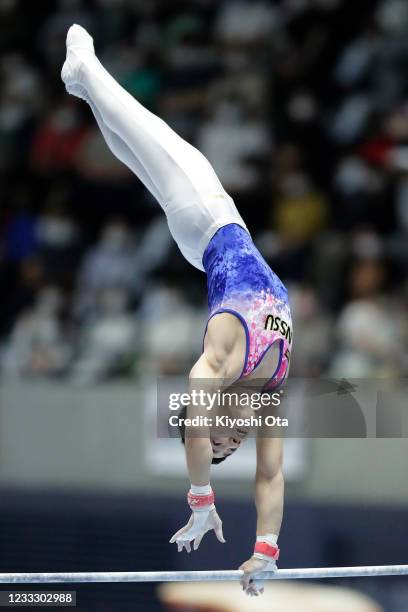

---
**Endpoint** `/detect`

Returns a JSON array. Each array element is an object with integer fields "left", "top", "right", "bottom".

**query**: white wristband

[
  {"left": 190, "top": 483, "right": 212, "bottom": 495},
  {"left": 256, "top": 533, "right": 278, "bottom": 546}
]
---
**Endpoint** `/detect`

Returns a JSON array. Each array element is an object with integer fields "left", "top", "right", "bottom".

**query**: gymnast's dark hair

[{"left": 177, "top": 405, "right": 227, "bottom": 465}]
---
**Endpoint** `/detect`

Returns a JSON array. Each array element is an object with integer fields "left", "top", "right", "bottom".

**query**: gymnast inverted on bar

[{"left": 62, "top": 24, "right": 292, "bottom": 596}]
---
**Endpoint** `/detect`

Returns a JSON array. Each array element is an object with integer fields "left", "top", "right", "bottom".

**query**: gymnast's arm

[
  {"left": 184, "top": 352, "right": 222, "bottom": 485},
  {"left": 170, "top": 314, "right": 245, "bottom": 552},
  {"left": 254, "top": 435, "right": 284, "bottom": 536},
  {"left": 185, "top": 312, "right": 246, "bottom": 484},
  {"left": 239, "top": 435, "right": 284, "bottom": 594}
]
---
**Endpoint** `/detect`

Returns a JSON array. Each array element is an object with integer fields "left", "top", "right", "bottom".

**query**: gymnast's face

[{"left": 211, "top": 429, "right": 248, "bottom": 459}]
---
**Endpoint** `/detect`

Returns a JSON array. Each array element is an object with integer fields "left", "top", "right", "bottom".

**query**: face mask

[
  {"left": 287, "top": 93, "right": 317, "bottom": 122},
  {"left": 101, "top": 226, "right": 129, "bottom": 250},
  {"left": 334, "top": 157, "right": 369, "bottom": 196},
  {"left": 0, "top": 104, "right": 26, "bottom": 130},
  {"left": 215, "top": 102, "right": 243, "bottom": 124},
  {"left": 36, "top": 287, "right": 63, "bottom": 316},
  {"left": 376, "top": 0, "right": 408, "bottom": 35},
  {"left": 38, "top": 217, "right": 77, "bottom": 247}
]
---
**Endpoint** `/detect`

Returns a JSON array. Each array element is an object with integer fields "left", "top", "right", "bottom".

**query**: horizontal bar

[{"left": 0, "top": 566, "right": 407, "bottom": 584}]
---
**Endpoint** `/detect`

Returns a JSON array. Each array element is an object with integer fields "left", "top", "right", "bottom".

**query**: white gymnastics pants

[{"left": 72, "top": 54, "right": 248, "bottom": 271}]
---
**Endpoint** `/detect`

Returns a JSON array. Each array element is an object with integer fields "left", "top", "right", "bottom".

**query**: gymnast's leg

[
  {"left": 61, "top": 24, "right": 247, "bottom": 269},
  {"left": 85, "top": 100, "right": 161, "bottom": 204}
]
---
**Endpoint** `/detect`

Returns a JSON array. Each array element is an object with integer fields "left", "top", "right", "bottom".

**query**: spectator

[
  {"left": 289, "top": 285, "right": 333, "bottom": 376},
  {"left": 36, "top": 198, "right": 82, "bottom": 285},
  {"left": 30, "top": 101, "right": 88, "bottom": 174},
  {"left": 331, "top": 236, "right": 404, "bottom": 377},
  {"left": 2, "top": 285, "right": 71, "bottom": 378},
  {"left": 70, "top": 286, "right": 137, "bottom": 385},
  {"left": 75, "top": 219, "right": 142, "bottom": 319},
  {"left": 215, "top": 1, "right": 277, "bottom": 46},
  {"left": 0, "top": 53, "right": 42, "bottom": 171},
  {"left": 139, "top": 280, "right": 205, "bottom": 375},
  {"left": 197, "top": 98, "right": 270, "bottom": 194},
  {"left": 4, "top": 203, "right": 38, "bottom": 264}
]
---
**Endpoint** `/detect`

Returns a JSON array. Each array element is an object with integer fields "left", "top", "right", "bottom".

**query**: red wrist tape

[
  {"left": 254, "top": 541, "right": 280, "bottom": 560},
  {"left": 187, "top": 490, "right": 215, "bottom": 509}
]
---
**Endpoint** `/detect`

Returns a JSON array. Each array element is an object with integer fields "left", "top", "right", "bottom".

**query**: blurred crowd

[{"left": 0, "top": 0, "right": 407, "bottom": 384}]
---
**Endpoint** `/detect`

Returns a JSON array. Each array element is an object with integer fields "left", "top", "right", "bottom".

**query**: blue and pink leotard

[{"left": 203, "top": 224, "right": 292, "bottom": 390}]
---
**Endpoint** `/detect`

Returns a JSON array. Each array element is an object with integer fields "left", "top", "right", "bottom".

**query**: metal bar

[{"left": 0, "top": 566, "right": 407, "bottom": 584}]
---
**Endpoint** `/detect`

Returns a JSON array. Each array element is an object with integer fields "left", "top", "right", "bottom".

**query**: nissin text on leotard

[{"left": 264, "top": 315, "right": 293, "bottom": 344}]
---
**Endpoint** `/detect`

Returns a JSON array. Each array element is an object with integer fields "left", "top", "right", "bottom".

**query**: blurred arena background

[{"left": 0, "top": 0, "right": 407, "bottom": 610}]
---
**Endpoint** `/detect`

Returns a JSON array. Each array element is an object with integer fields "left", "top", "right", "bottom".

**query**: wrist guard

[
  {"left": 187, "top": 489, "right": 215, "bottom": 512},
  {"left": 253, "top": 540, "right": 280, "bottom": 562}
]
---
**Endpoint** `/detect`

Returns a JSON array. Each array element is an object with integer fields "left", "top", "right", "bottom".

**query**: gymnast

[{"left": 62, "top": 24, "right": 292, "bottom": 597}]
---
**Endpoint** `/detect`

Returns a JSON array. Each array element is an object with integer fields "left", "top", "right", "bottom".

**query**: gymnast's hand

[
  {"left": 239, "top": 556, "right": 277, "bottom": 597},
  {"left": 170, "top": 486, "right": 225, "bottom": 552},
  {"left": 170, "top": 508, "right": 225, "bottom": 552}
]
